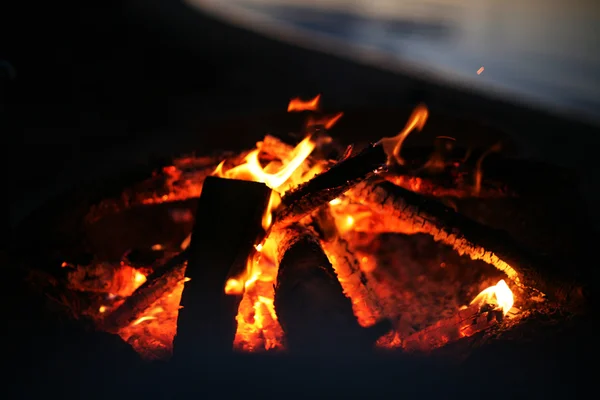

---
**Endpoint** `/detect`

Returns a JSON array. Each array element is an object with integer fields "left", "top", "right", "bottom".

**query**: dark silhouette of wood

[
  {"left": 273, "top": 225, "right": 391, "bottom": 355},
  {"left": 173, "top": 176, "right": 272, "bottom": 360}
]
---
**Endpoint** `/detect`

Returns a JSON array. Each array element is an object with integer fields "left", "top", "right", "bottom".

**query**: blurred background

[
  {"left": 192, "top": 0, "right": 600, "bottom": 123},
  {"left": 2, "top": 0, "right": 600, "bottom": 226}
]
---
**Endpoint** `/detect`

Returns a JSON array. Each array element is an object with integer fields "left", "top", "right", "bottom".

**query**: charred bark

[
  {"left": 402, "top": 303, "right": 506, "bottom": 353},
  {"left": 273, "top": 225, "right": 391, "bottom": 355},
  {"left": 276, "top": 143, "right": 391, "bottom": 226},
  {"left": 349, "top": 179, "right": 586, "bottom": 308},
  {"left": 173, "top": 177, "right": 272, "bottom": 359},
  {"left": 101, "top": 251, "right": 188, "bottom": 333},
  {"left": 310, "top": 207, "right": 386, "bottom": 326}
]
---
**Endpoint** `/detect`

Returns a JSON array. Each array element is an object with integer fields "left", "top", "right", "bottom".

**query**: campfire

[{"left": 47, "top": 95, "right": 585, "bottom": 361}]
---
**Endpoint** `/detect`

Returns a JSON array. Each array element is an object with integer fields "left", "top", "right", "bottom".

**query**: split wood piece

[
  {"left": 173, "top": 176, "right": 272, "bottom": 359},
  {"left": 100, "top": 250, "right": 189, "bottom": 333},
  {"left": 276, "top": 143, "right": 393, "bottom": 226},
  {"left": 349, "top": 179, "right": 585, "bottom": 307},
  {"left": 310, "top": 207, "right": 386, "bottom": 327},
  {"left": 272, "top": 224, "right": 392, "bottom": 355},
  {"left": 402, "top": 303, "right": 503, "bottom": 353}
]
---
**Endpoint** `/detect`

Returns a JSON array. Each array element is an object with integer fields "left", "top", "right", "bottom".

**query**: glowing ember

[{"left": 471, "top": 279, "right": 514, "bottom": 316}]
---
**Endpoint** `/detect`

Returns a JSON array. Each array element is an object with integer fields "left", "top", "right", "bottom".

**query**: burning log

[
  {"left": 275, "top": 104, "right": 429, "bottom": 225},
  {"left": 100, "top": 251, "right": 189, "bottom": 333},
  {"left": 402, "top": 303, "right": 503, "bottom": 353},
  {"left": 310, "top": 207, "right": 386, "bottom": 327},
  {"left": 275, "top": 143, "right": 390, "bottom": 225},
  {"left": 349, "top": 178, "right": 585, "bottom": 307},
  {"left": 173, "top": 176, "right": 272, "bottom": 358},
  {"left": 273, "top": 225, "right": 392, "bottom": 354},
  {"left": 403, "top": 280, "right": 516, "bottom": 352}
]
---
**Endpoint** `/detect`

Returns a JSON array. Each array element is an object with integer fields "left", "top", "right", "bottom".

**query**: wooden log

[
  {"left": 402, "top": 303, "right": 504, "bottom": 353},
  {"left": 310, "top": 207, "right": 386, "bottom": 327},
  {"left": 348, "top": 178, "right": 586, "bottom": 307},
  {"left": 173, "top": 176, "right": 272, "bottom": 359},
  {"left": 275, "top": 143, "right": 391, "bottom": 226},
  {"left": 272, "top": 225, "right": 391, "bottom": 355},
  {"left": 100, "top": 250, "right": 189, "bottom": 333}
]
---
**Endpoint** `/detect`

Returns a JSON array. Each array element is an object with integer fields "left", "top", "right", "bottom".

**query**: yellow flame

[
  {"left": 378, "top": 104, "right": 429, "bottom": 166},
  {"left": 470, "top": 279, "right": 514, "bottom": 316},
  {"left": 262, "top": 191, "right": 281, "bottom": 231},
  {"left": 213, "top": 136, "right": 315, "bottom": 193},
  {"left": 134, "top": 271, "right": 147, "bottom": 285},
  {"left": 132, "top": 316, "right": 157, "bottom": 326}
]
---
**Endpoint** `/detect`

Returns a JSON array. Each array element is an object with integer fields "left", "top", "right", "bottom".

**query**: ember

[{"left": 52, "top": 94, "right": 584, "bottom": 361}]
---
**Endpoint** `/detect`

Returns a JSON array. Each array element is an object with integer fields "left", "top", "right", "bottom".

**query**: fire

[
  {"left": 378, "top": 104, "right": 429, "bottom": 166},
  {"left": 307, "top": 112, "right": 344, "bottom": 130},
  {"left": 212, "top": 95, "right": 337, "bottom": 350},
  {"left": 212, "top": 135, "right": 317, "bottom": 194},
  {"left": 67, "top": 96, "right": 532, "bottom": 360},
  {"left": 287, "top": 94, "right": 321, "bottom": 112},
  {"left": 471, "top": 279, "right": 514, "bottom": 316}
]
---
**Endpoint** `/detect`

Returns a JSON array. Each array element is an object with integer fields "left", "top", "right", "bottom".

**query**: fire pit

[{"left": 9, "top": 95, "right": 594, "bottom": 396}]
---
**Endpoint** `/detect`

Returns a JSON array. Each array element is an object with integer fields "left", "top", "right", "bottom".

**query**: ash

[{"left": 351, "top": 232, "right": 506, "bottom": 337}]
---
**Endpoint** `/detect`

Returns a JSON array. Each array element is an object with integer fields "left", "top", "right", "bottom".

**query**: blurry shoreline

[{"left": 187, "top": 0, "right": 600, "bottom": 126}]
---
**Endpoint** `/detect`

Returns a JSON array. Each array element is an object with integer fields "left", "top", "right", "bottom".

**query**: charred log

[
  {"left": 276, "top": 143, "right": 391, "bottom": 225},
  {"left": 100, "top": 252, "right": 188, "bottom": 333},
  {"left": 273, "top": 225, "right": 391, "bottom": 355},
  {"left": 349, "top": 179, "right": 586, "bottom": 307},
  {"left": 402, "top": 302, "right": 506, "bottom": 353},
  {"left": 173, "top": 177, "right": 272, "bottom": 359},
  {"left": 310, "top": 207, "right": 386, "bottom": 326}
]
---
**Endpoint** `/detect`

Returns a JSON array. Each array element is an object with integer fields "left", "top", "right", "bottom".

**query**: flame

[
  {"left": 262, "top": 191, "right": 282, "bottom": 231},
  {"left": 180, "top": 233, "right": 192, "bottom": 250},
  {"left": 470, "top": 279, "right": 514, "bottom": 316},
  {"left": 378, "top": 104, "right": 429, "bottom": 165},
  {"left": 210, "top": 126, "right": 323, "bottom": 350},
  {"left": 287, "top": 94, "right": 321, "bottom": 112},
  {"left": 306, "top": 112, "right": 344, "bottom": 130},
  {"left": 213, "top": 135, "right": 316, "bottom": 194}
]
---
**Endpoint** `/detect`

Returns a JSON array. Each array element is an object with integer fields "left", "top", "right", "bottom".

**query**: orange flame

[
  {"left": 307, "top": 112, "right": 344, "bottom": 130},
  {"left": 287, "top": 94, "right": 321, "bottom": 112},
  {"left": 470, "top": 279, "right": 514, "bottom": 316},
  {"left": 378, "top": 104, "right": 429, "bottom": 165}
]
